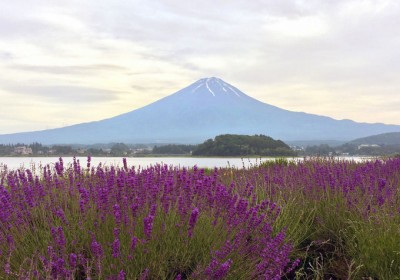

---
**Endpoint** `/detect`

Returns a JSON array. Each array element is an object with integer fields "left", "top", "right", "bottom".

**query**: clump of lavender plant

[{"left": 16, "top": 158, "right": 389, "bottom": 278}]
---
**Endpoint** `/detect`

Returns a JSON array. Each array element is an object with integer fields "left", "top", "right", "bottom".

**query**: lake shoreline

[{"left": 1, "top": 156, "right": 374, "bottom": 171}]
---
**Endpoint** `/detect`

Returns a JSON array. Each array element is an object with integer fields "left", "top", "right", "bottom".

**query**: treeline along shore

[
  {"left": 0, "top": 135, "right": 296, "bottom": 157},
  {"left": 2, "top": 134, "right": 400, "bottom": 157}
]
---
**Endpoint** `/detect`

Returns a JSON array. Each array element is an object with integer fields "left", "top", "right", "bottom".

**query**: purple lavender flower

[
  {"left": 55, "top": 157, "right": 64, "bottom": 176},
  {"left": 91, "top": 239, "right": 103, "bottom": 258},
  {"left": 57, "top": 226, "right": 66, "bottom": 249},
  {"left": 213, "top": 259, "right": 232, "bottom": 279},
  {"left": 131, "top": 236, "right": 139, "bottom": 252},
  {"left": 286, "top": 258, "right": 301, "bottom": 275},
  {"left": 47, "top": 246, "right": 54, "bottom": 259},
  {"left": 87, "top": 155, "right": 91, "bottom": 169},
  {"left": 0, "top": 186, "right": 12, "bottom": 226},
  {"left": 131, "top": 203, "right": 139, "bottom": 218},
  {"left": 123, "top": 158, "right": 128, "bottom": 171},
  {"left": 113, "top": 227, "right": 120, "bottom": 238},
  {"left": 55, "top": 208, "right": 68, "bottom": 225},
  {"left": 118, "top": 269, "right": 126, "bottom": 280},
  {"left": 7, "top": 235, "right": 14, "bottom": 251},
  {"left": 188, "top": 207, "right": 199, "bottom": 238},
  {"left": 112, "top": 238, "right": 121, "bottom": 258},
  {"left": 4, "top": 262, "right": 11, "bottom": 275},
  {"left": 56, "top": 257, "right": 66, "bottom": 277},
  {"left": 143, "top": 215, "right": 155, "bottom": 240},
  {"left": 204, "top": 258, "right": 219, "bottom": 277},
  {"left": 113, "top": 203, "right": 122, "bottom": 224},
  {"left": 69, "top": 253, "right": 77, "bottom": 268},
  {"left": 139, "top": 268, "right": 149, "bottom": 280}
]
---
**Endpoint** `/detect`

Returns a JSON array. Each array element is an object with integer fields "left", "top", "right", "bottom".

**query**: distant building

[
  {"left": 77, "top": 148, "right": 87, "bottom": 154},
  {"left": 358, "top": 144, "right": 380, "bottom": 150},
  {"left": 290, "top": 145, "right": 304, "bottom": 151},
  {"left": 132, "top": 148, "right": 148, "bottom": 154},
  {"left": 14, "top": 146, "right": 33, "bottom": 155},
  {"left": 101, "top": 148, "right": 111, "bottom": 154}
]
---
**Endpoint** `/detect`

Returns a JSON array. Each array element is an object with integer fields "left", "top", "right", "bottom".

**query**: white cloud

[{"left": 264, "top": 15, "right": 329, "bottom": 38}]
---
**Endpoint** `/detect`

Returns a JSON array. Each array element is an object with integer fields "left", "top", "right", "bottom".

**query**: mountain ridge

[{"left": 1, "top": 77, "right": 400, "bottom": 145}]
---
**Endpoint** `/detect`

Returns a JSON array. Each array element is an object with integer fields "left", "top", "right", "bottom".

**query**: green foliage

[
  {"left": 348, "top": 218, "right": 400, "bottom": 279},
  {"left": 52, "top": 145, "right": 73, "bottom": 154},
  {"left": 152, "top": 144, "right": 196, "bottom": 155},
  {"left": 259, "top": 158, "right": 297, "bottom": 168},
  {"left": 304, "top": 144, "right": 336, "bottom": 156},
  {"left": 193, "top": 134, "right": 296, "bottom": 156},
  {"left": 110, "top": 143, "right": 130, "bottom": 156}
]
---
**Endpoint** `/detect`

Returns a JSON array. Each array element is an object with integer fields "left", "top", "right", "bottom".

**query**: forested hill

[
  {"left": 192, "top": 134, "right": 296, "bottom": 156},
  {"left": 350, "top": 132, "right": 400, "bottom": 145}
]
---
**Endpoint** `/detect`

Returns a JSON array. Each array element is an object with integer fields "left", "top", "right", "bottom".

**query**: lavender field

[{"left": 1, "top": 157, "right": 400, "bottom": 279}]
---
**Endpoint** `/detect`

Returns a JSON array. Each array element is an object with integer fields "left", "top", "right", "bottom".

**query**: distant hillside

[
  {"left": 350, "top": 132, "right": 400, "bottom": 145},
  {"left": 192, "top": 134, "right": 296, "bottom": 156}
]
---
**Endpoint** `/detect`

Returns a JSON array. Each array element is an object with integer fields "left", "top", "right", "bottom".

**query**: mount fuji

[{"left": 1, "top": 77, "right": 400, "bottom": 145}]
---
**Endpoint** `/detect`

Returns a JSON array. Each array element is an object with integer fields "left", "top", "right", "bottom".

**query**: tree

[
  {"left": 192, "top": 134, "right": 296, "bottom": 156},
  {"left": 111, "top": 143, "right": 130, "bottom": 156}
]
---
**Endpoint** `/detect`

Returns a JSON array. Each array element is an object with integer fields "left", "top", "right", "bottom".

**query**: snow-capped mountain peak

[{"left": 190, "top": 77, "right": 243, "bottom": 98}]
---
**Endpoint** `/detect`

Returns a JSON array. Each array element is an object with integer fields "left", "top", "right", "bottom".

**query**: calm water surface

[{"left": 0, "top": 156, "right": 372, "bottom": 171}]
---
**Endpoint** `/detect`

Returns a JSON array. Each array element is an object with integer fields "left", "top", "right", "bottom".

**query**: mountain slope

[
  {"left": 1, "top": 77, "right": 400, "bottom": 144},
  {"left": 350, "top": 132, "right": 400, "bottom": 145}
]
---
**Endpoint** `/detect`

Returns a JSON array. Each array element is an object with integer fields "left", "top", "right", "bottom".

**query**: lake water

[{"left": 0, "top": 156, "right": 372, "bottom": 171}]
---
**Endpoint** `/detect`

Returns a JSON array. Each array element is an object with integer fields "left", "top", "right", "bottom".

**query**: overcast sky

[{"left": 1, "top": 0, "right": 399, "bottom": 134}]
